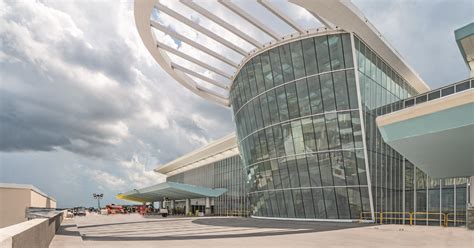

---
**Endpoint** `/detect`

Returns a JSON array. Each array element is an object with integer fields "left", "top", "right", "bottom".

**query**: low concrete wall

[
  {"left": 467, "top": 207, "right": 474, "bottom": 230},
  {"left": 0, "top": 212, "right": 64, "bottom": 248}
]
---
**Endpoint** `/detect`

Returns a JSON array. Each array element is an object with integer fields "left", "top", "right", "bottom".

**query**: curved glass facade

[{"left": 229, "top": 33, "right": 371, "bottom": 219}]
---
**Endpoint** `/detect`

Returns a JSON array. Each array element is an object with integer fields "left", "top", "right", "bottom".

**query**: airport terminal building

[{"left": 120, "top": 1, "right": 473, "bottom": 226}]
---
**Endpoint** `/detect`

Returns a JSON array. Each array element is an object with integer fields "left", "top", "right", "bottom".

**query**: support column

[
  {"left": 185, "top": 199, "right": 191, "bottom": 215},
  {"left": 205, "top": 197, "right": 211, "bottom": 215},
  {"left": 470, "top": 176, "right": 474, "bottom": 208},
  {"left": 467, "top": 176, "right": 474, "bottom": 229}
]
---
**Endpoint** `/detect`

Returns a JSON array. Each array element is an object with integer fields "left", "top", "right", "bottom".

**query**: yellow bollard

[
  {"left": 380, "top": 212, "right": 383, "bottom": 224},
  {"left": 409, "top": 213, "right": 413, "bottom": 226}
]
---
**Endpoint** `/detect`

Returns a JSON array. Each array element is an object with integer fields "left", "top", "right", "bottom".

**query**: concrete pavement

[{"left": 49, "top": 214, "right": 474, "bottom": 248}]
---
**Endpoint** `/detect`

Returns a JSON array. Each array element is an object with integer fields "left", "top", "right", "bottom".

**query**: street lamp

[{"left": 93, "top": 193, "right": 103, "bottom": 210}]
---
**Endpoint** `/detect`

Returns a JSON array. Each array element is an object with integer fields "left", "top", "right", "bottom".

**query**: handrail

[
  {"left": 382, "top": 77, "right": 473, "bottom": 115},
  {"left": 359, "top": 211, "right": 466, "bottom": 227}
]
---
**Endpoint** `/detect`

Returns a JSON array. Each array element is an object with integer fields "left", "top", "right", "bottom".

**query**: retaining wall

[{"left": 0, "top": 212, "right": 64, "bottom": 248}]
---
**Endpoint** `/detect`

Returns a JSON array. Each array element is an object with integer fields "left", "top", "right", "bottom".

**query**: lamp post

[{"left": 93, "top": 193, "right": 103, "bottom": 210}]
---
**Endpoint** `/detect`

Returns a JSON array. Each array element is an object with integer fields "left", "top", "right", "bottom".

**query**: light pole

[{"left": 93, "top": 193, "right": 103, "bottom": 210}]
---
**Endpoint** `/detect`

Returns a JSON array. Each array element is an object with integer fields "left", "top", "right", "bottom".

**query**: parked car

[{"left": 75, "top": 207, "right": 86, "bottom": 216}]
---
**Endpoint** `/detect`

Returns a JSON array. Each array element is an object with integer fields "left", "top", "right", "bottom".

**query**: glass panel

[
  {"left": 284, "top": 190, "right": 296, "bottom": 218},
  {"left": 297, "top": 156, "right": 310, "bottom": 187},
  {"left": 313, "top": 115, "right": 328, "bottom": 150},
  {"left": 301, "top": 118, "right": 316, "bottom": 153},
  {"left": 276, "top": 190, "right": 287, "bottom": 218},
  {"left": 415, "top": 95, "right": 427, "bottom": 104},
  {"left": 347, "top": 187, "right": 362, "bottom": 219},
  {"left": 428, "top": 91, "right": 440, "bottom": 101},
  {"left": 325, "top": 113, "right": 341, "bottom": 149},
  {"left": 328, "top": 34, "right": 344, "bottom": 70},
  {"left": 343, "top": 151, "right": 359, "bottom": 185},
  {"left": 338, "top": 112, "right": 354, "bottom": 149},
  {"left": 307, "top": 76, "right": 324, "bottom": 114},
  {"left": 267, "top": 89, "right": 280, "bottom": 124},
  {"left": 276, "top": 86, "right": 289, "bottom": 121},
  {"left": 291, "top": 120, "right": 305, "bottom": 154},
  {"left": 346, "top": 70, "right": 359, "bottom": 109},
  {"left": 296, "top": 79, "right": 311, "bottom": 117},
  {"left": 287, "top": 156, "right": 300, "bottom": 188},
  {"left": 279, "top": 158, "right": 291, "bottom": 189},
  {"left": 330, "top": 151, "right": 346, "bottom": 186},
  {"left": 269, "top": 48, "right": 283, "bottom": 86},
  {"left": 333, "top": 71, "right": 350, "bottom": 110},
  {"left": 356, "top": 187, "right": 368, "bottom": 214},
  {"left": 315, "top": 36, "right": 331, "bottom": 73},
  {"left": 307, "top": 154, "right": 322, "bottom": 187},
  {"left": 323, "top": 188, "right": 338, "bottom": 219},
  {"left": 341, "top": 33, "right": 354, "bottom": 68},
  {"left": 286, "top": 82, "right": 300, "bottom": 119},
  {"left": 269, "top": 191, "right": 280, "bottom": 217},
  {"left": 282, "top": 122, "right": 295, "bottom": 155},
  {"left": 249, "top": 63, "right": 259, "bottom": 99},
  {"left": 290, "top": 41, "right": 305, "bottom": 79},
  {"left": 319, "top": 152, "right": 334, "bottom": 186},
  {"left": 253, "top": 55, "right": 265, "bottom": 94},
  {"left": 335, "top": 187, "right": 351, "bottom": 219},
  {"left": 351, "top": 111, "right": 363, "bottom": 149},
  {"left": 312, "top": 188, "right": 327, "bottom": 218},
  {"left": 356, "top": 149, "right": 367, "bottom": 185},
  {"left": 279, "top": 44, "right": 295, "bottom": 83},
  {"left": 455, "top": 81, "right": 470, "bottom": 92},
  {"left": 320, "top": 73, "right": 336, "bottom": 112},
  {"left": 293, "top": 189, "right": 305, "bottom": 218},
  {"left": 261, "top": 51, "right": 274, "bottom": 90},
  {"left": 302, "top": 189, "right": 316, "bottom": 218},
  {"left": 302, "top": 38, "right": 318, "bottom": 75},
  {"left": 441, "top": 86, "right": 454, "bottom": 96},
  {"left": 404, "top": 99, "right": 414, "bottom": 108}
]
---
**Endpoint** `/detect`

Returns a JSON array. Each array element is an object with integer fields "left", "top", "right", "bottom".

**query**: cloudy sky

[{"left": 0, "top": 0, "right": 472, "bottom": 208}]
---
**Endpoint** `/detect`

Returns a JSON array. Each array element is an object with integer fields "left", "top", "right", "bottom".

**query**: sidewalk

[{"left": 49, "top": 219, "right": 84, "bottom": 248}]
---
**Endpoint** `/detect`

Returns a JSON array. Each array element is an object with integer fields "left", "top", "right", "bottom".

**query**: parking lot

[{"left": 50, "top": 214, "right": 474, "bottom": 248}]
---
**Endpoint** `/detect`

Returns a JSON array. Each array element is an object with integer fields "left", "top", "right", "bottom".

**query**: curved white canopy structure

[{"left": 134, "top": 0, "right": 429, "bottom": 107}]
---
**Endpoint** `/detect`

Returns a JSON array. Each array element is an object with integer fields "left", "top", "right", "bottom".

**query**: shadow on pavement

[
  {"left": 193, "top": 217, "right": 367, "bottom": 231},
  {"left": 79, "top": 217, "right": 369, "bottom": 241},
  {"left": 55, "top": 224, "right": 82, "bottom": 237}
]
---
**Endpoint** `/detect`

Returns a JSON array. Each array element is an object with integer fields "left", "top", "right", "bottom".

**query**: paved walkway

[
  {"left": 49, "top": 219, "right": 84, "bottom": 248},
  {"left": 49, "top": 214, "right": 474, "bottom": 248}
]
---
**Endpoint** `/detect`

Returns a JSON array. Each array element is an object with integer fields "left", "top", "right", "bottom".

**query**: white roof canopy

[{"left": 134, "top": 0, "right": 429, "bottom": 106}]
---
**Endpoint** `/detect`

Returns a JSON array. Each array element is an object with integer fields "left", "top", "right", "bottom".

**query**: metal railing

[
  {"left": 26, "top": 207, "right": 64, "bottom": 220},
  {"left": 383, "top": 77, "right": 473, "bottom": 115},
  {"left": 360, "top": 211, "right": 466, "bottom": 227}
]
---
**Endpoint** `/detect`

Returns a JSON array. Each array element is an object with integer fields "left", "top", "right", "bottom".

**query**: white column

[
  {"left": 470, "top": 176, "right": 474, "bottom": 208},
  {"left": 185, "top": 199, "right": 191, "bottom": 214},
  {"left": 205, "top": 197, "right": 211, "bottom": 215}
]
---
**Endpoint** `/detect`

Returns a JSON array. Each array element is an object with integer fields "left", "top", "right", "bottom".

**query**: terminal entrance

[{"left": 191, "top": 205, "right": 214, "bottom": 215}]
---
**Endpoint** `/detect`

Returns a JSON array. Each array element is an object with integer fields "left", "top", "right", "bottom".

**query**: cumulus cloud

[
  {"left": 0, "top": 0, "right": 234, "bottom": 206},
  {"left": 0, "top": 0, "right": 233, "bottom": 157}
]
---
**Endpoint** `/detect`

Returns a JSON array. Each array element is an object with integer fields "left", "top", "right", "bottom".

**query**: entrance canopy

[{"left": 116, "top": 182, "right": 227, "bottom": 203}]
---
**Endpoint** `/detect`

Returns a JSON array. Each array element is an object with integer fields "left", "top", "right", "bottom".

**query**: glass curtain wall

[
  {"left": 230, "top": 32, "right": 371, "bottom": 220},
  {"left": 167, "top": 155, "right": 247, "bottom": 216},
  {"left": 355, "top": 36, "right": 468, "bottom": 226}
]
